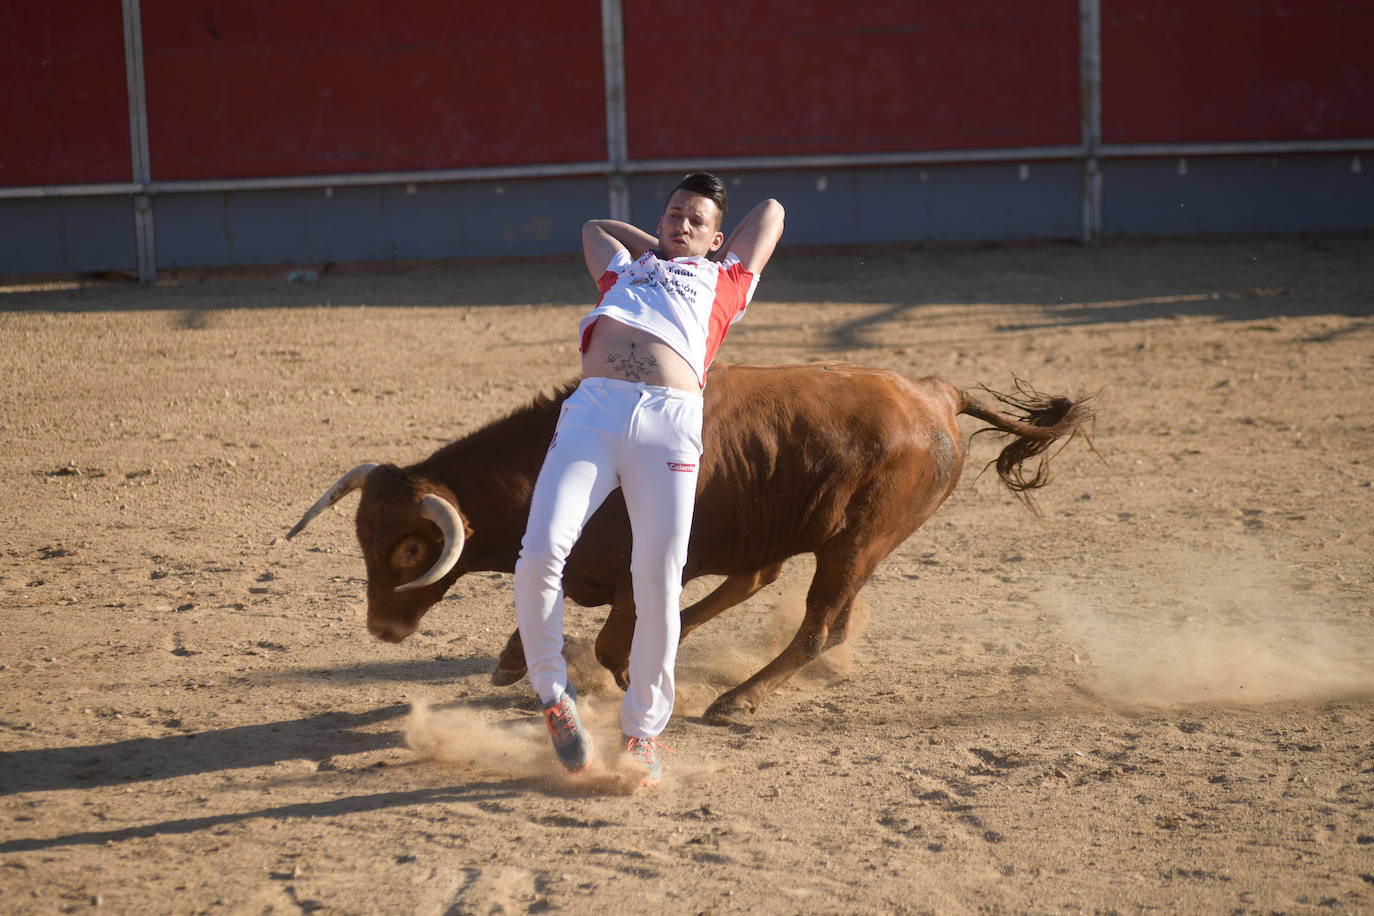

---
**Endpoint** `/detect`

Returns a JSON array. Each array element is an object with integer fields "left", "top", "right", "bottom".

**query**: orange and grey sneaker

[
  {"left": 542, "top": 687, "right": 593, "bottom": 773},
  {"left": 624, "top": 735, "right": 663, "bottom": 786}
]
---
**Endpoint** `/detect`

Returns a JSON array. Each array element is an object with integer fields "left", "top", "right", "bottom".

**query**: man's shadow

[{"left": 0, "top": 779, "right": 522, "bottom": 854}]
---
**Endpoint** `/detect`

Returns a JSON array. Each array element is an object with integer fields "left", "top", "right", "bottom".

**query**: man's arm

[
  {"left": 718, "top": 198, "right": 785, "bottom": 274},
  {"left": 582, "top": 220, "right": 657, "bottom": 281}
]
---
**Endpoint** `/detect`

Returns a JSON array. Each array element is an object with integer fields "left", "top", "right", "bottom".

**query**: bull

[{"left": 288, "top": 362, "right": 1093, "bottom": 721}]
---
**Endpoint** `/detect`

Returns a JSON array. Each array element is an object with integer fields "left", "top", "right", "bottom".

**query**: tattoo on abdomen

[{"left": 606, "top": 344, "right": 659, "bottom": 382}]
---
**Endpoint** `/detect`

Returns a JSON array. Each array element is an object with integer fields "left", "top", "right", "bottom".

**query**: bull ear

[
  {"left": 287, "top": 463, "right": 378, "bottom": 538},
  {"left": 395, "top": 493, "right": 466, "bottom": 591}
]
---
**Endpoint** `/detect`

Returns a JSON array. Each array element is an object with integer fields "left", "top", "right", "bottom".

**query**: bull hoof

[
  {"left": 704, "top": 694, "right": 756, "bottom": 725},
  {"left": 489, "top": 665, "right": 526, "bottom": 687}
]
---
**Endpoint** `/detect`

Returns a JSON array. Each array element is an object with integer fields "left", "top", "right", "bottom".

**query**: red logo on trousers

[{"left": 667, "top": 461, "right": 696, "bottom": 472}]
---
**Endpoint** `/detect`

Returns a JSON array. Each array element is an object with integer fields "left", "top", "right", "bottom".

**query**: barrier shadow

[{"left": 3, "top": 237, "right": 1370, "bottom": 328}]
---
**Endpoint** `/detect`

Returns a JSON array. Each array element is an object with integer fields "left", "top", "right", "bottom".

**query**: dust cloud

[
  {"left": 404, "top": 636, "right": 720, "bottom": 791},
  {"left": 404, "top": 696, "right": 652, "bottom": 794},
  {"left": 404, "top": 699, "right": 548, "bottom": 774},
  {"left": 1054, "top": 546, "right": 1374, "bottom": 709},
  {"left": 405, "top": 571, "right": 876, "bottom": 776},
  {"left": 674, "top": 573, "right": 871, "bottom": 717}
]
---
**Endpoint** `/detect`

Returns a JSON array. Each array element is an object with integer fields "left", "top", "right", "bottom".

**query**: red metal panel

[
  {"left": 1102, "top": 0, "right": 1374, "bottom": 143},
  {"left": 622, "top": 1, "right": 1080, "bottom": 159},
  {"left": 0, "top": 3, "right": 131, "bottom": 186},
  {"left": 140, "top": 1, "right": 606, "bottom": 180}
]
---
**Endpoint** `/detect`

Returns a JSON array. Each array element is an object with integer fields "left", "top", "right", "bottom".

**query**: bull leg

[
  {"left": 680, "top": 562, "right": 785, "bottom": 640},
  {"left": 491, "top": 628, "right": 527, "bottom": 686},
  {"left": 590, "top": 564, "right": 785, "bottom": 693},
  {"left": 820, "top": 599, "right": 855, "bottom": 652},
  {"left": 703, "top": 549, "right": 875, "bottom": 723},
  {"left": 594, "top": 574, "right": 637, "bottom": 690}
]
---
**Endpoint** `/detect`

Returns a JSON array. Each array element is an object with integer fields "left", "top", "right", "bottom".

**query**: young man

[{"left": 513, "top": 173, "right": 784, "bottom": 785}]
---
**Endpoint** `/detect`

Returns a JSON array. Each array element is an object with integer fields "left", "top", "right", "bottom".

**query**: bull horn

[
  {"left": 395, "top": 493, "right": 466, "bottom": 592},
  {"left": 286, "top": 463, "right": 378, "bottom": 539}
]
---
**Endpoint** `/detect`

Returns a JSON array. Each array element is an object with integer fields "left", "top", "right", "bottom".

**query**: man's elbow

[
  {"left": 761, "top": 199, "right": 785, "bottom": 238},
  {"left": 760, "top": 199, "right": 785, "bottom": 230}
]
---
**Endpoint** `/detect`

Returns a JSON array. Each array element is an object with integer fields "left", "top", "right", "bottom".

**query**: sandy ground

[{"left": 2, "top": 235, "right": 1372, "bottom": 915}]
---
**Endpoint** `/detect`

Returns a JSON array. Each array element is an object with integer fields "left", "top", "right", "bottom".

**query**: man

[{"left": 513, "top": 172, "right": 784, "bottom": 785}]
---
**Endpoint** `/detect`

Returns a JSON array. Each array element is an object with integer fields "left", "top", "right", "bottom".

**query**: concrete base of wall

[
  {"left": 1103, "top": 153, "right": 1370, "bottom": 237},
  {"left": 1, "top": 154, "right": 1369, "bottom": 276}
]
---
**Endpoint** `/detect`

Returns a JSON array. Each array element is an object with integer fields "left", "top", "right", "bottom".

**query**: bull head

[{"left": 288, "top": 463, "right": 467, "bottom": 641}]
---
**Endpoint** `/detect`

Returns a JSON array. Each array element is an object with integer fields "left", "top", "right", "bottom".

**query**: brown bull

[{"left": 288, "top": 363, "right": 1093, "bottom": 721}]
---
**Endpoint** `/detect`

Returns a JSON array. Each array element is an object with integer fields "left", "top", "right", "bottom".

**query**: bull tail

[{"left": 957, "top": 379, "right": 1099, "bottom": 506}]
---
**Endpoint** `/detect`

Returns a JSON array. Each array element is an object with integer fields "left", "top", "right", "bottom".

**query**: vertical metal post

[
  {"left": 121, "top": 0, "right": 156, "bottom": 283},
  {"left": 601, "top": 0, "right": 630, "bottom": 221},
  {"left": 1079, "top": 0, "right": 1103, "bottom": 245}
]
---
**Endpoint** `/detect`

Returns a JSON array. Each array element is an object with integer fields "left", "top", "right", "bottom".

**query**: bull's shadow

[
  {"left": 0, "top": 704, "right": 407, "bottom": 797},
  {"left": 248, "top": 653, "right": 496, "bottom": 686},
  {"left": 0, "top": 655, "right": 507, "bottom": 797}
]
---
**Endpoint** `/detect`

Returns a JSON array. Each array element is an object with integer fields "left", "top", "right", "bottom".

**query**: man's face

[{"left": 656, "top": 189, "right": 724, "bottom": 258}]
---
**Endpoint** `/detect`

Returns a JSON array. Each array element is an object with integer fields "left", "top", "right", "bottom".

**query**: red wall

[
  {"left": 4, "top": 1, "right": 1372, "bottom": 189},
  {"left": 1102, "top": 0, "right": 1374, "bottom": 143},
  {"left": 622, "top": 1, "right": 1081, "bottom": 159},
  {"left": 139, "top": 0, "right": 607, "bottom": 180},
  {"left": 0, "top": 2, "right": 131, "bottom": 186}
]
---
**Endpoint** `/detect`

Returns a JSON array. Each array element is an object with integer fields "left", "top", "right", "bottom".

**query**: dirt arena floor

[{"left": 2, "top": 235, "right": 1372, "bottom": 914}]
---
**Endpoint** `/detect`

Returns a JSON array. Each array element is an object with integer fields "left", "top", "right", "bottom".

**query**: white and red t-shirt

[{"left": 578, "top": 248, "right": 759, "bottom": 388}]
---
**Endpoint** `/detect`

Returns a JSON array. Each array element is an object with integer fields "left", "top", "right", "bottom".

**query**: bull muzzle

[{"left": 368, "top": 618, "right": 416, "bottom": 642}]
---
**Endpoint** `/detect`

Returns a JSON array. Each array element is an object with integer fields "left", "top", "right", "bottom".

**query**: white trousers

[{"left": 514, "top": 377, "right": 703, "bottom": 738}]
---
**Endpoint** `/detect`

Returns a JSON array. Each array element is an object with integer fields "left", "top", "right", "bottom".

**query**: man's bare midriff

[{"left": 581, "top": 317, "right": 701, "bottom": 393}]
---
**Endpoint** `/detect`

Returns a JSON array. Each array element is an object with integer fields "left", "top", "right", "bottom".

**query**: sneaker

[
  {"left": 624, "top": 735, "right": 663, "bottom": 786},
  {"left": 542, "top": 688, "right": 593, "bottom": 773}
]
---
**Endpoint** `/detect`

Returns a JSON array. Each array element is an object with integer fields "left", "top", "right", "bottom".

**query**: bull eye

[{"left": 391, "top": 536, "right": 428, "bottom": 570}]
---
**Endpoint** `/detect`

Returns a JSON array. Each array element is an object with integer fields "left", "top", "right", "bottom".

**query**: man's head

[{"left": 657, "top": 172, "right": 728, "bottom": 258}]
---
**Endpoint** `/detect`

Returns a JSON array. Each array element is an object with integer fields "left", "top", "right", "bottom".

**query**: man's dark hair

[{"left": 669, "top": 172, "right": 728, "bottom": 225}]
